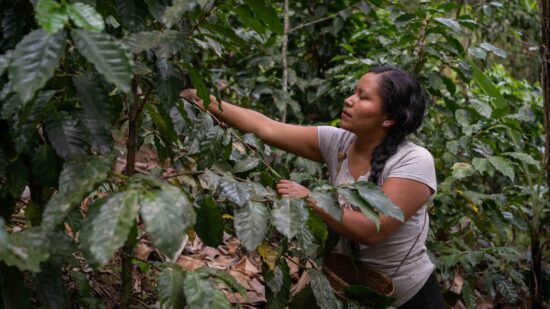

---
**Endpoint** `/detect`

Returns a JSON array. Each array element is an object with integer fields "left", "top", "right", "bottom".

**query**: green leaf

[
  {"left": 115, "top": 0, "right": 148, "bottom": 30},
  {"left": 452, "top": 162, "right": 475, "bottom": 179},
  {"left": 122, "top": 31, "right": 162, "bottom": 54},
  {"left": 504, "top": 152, "right": 539, "bottom": 168},
  {"left": 234, "top": 5, "right": 266, "bottom": 35},
  {"left": 468, "top": 46, "right": 487, "bottom": 60},
  {"left": 9, "top": 29, "right": 66, "bottom": 103},
  {"left": 140, "top": 181, "right": 195, "bottom": 258},
  {"left": 461, "top": 280, "right": 477, "bottom": 309},
  {"left": 144, "top": 0, "right": 171, "bottom": 20},
  {"left": 12, "top": 90, "right": 56, "bottom": 155},
  {"left": 0, "top": 50, "right": 12, "bottom": 76},
  {"left": 44, "top": 111, "right": 88, "bottom": 160},
  {"left": 35, "top": 0, "right": 69, "bottom": 34},
  {"left": 434, "top": 17, "right": 461, "bottom": 33},
  {"left": 272, "top": 198, "right": 309, "bottom": 240},
  {"left": 146, "top": 104, "right": 179, "bottom": 148},
  {"left": 184, "top": 65, "right": 211, "bottom": 108},
  {"left": 67, "top": 2, "right": 105, "bottom": 33},
  {"left": 233, "top": 156, "right": 259, "bottom": 173},
  {"left": 157, "top": 58, "right": 185, "bottom": 112},
  {"left": 472, "top": 158, "right": 489, "bottom": 173},
  {"left": 219, "top": 176, "right": 251, "bottom": 207},
  {"left": 31, "top": 144, "right": 61, "bottom": 187},
  {"left": 194, "top": 195, "right": 223, "bottom": 247},
  {"left": 465, "top": 58, "right": 509, "bottom": 117},
  {"left": 1, "top": 227, "right": 50, "bottom": 272},
  {"left": 243, "top": 0, "right": 283, "bottom": 34},
  {"left": 42, "top": 155, "right": 112, "bottom": 230},
  {"left": 35, "top": 261, "right": 69, "bottom": 308},
  {"left": 488, "top": 156, "right": 515, "bottom": 181},
  {"left": 264, "top": 260, "right": 291, "bottom": 309},
  {"left": 183, "top": 271, "right": 232, "bottom": 309},
  {"left": 493, "top": 274, "right": 518, "bottom": 304},
  {"left": 158, "top": 265, "right": 186, "bottom": 309},
  {"left": 198, "top": 267, "right": 247, "bottom": 299},
  {"left": 354, "top": 181, "right": 403, "bottom": 221},
  {"left": 234, "top": 201, "right": 269, "bottom": 251},
  {"left": 480, "top": 42, "right": 507, "bottom": 58},
  {"left": 162, "top": 0, "right": 197, "bottom": 29},
  {"left": 201, "top": 23, "right": 247, "bottom": 48},
  {"left": 337, "top": 188, "right": 381, "bottom": 231},
  {"left": 81, "top": 190, "right": 139, "bottom": 266},
  {"left": 311, "top": 190, "right": 342, "bottom": 221},
  {"left": 71, "top": 29, "right": 133, "bottom": 93},
  {"left": 309, "top": 269, "right": 340, "bottom": 309},
  {"left": 471, "top": 99, "right": 493, "bottom": 118},
  {"left": 73, "top": 74, "right": 114, "bottom": 154}
]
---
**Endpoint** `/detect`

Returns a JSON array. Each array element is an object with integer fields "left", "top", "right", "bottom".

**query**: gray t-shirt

[{"left": 317, "top": 126, "right": 437, "bottom": 306}]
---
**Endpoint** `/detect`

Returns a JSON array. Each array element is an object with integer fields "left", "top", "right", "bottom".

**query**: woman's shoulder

[{"left": 396, "top": 141, "right": 434, "bottom": 160}]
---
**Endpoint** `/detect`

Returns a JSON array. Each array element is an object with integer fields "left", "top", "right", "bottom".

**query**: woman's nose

[{"left": 344, "top": 96, "right": 353, "bottom": 107}]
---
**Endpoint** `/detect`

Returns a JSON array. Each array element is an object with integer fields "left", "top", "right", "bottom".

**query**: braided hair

[{"left": 366, "top": 66, "right": 428, "bottom": 184}]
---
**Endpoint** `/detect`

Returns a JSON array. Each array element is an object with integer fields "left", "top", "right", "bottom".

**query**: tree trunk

[{"left": 536, "top": 1, "right": 549, "bottom": 308}]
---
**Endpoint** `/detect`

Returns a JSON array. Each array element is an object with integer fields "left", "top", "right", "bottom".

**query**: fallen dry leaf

[{"left": 176, "top": 256, "right": 206, "bottom": 271}]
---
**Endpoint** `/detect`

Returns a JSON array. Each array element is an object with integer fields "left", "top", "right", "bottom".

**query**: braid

[{"left": 368, "top": 133, "right": 405, "bottom": 184}]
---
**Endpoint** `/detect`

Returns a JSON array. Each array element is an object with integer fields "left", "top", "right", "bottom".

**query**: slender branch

[
  {"left": 413, "top": 17, "right": 430, "bottom": 74},
  {"left": 182, "top": 97, "right": 282, "bottom": 179},
  {"left": 289, "top": 2, "right": 360, "bottom": 33},
  {"left": 281, "top": 0, "right": 289, "bottom": 122},
  {"left": 186, "top": 0, "right": 220, "bottom": 38}
]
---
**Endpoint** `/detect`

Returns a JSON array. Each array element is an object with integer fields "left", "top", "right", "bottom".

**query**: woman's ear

[{"left": 382, "top": 119, "right": 395, "bottom": 128}]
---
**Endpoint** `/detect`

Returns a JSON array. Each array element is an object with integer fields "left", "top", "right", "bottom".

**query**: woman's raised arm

[{"left": 180, "top": 89, "right": 322, "bottom": 162}]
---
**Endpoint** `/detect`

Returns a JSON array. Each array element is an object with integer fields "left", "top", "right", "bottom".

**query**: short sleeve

[
  {"left": 384, "top": 147, "right": 437, "bottom": 194},
  {"left": 317, "top": 126, "right": 355, "bottom": 182},
  {"left": 317, "top": 126, "right": 343, "bottom": 164}
]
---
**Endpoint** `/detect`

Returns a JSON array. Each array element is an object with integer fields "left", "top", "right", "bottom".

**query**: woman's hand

[
  {"left": 276, "top": 179, "right": 311, "bottom": 198},
  {"left": 180, "top": 89, "right": 204, "bottom": 108}
]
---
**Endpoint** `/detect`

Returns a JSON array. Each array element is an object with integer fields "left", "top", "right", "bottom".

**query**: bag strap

[{"left": 391, "top": 210, "right": 428, "bottom": 277}]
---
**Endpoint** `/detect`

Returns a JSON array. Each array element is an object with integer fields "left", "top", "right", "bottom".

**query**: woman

[{"left": 181, "top": 65, "right": 443, "bottom": 308}]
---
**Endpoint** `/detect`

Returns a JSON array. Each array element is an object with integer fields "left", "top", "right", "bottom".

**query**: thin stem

[
  {"left": 281, "top": 0, "right": 289, "bottom": 122},
  {"left": 289, "top": 2, "right": 360, "bottom": 33}
]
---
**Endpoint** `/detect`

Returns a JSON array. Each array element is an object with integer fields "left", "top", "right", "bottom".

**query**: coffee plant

[{"left": 0, "top": 0, "right": 547, "bottom": 308}]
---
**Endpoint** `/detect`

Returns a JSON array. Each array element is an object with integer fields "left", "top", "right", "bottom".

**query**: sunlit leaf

[
  {"left": 234, "top": 201, "right": 269, "bottom": 251},
  {"left": 140, "top": 180, "right": 196, "bottom": 258},
  {"left": 434, "top": 17, "right": 461, "bottom": 33},
  {"left": 311, "top": 190, "right": 342, "bottom": 221},
  {"left": 71, "top": 29, "right": 133, "bottom": 93},
  {"left": 354, "top": 181, "right": 403, "bottom": 221},
  {"left": 183, "top": 270, "right": 232, "bottom": 309},
  {"left": 158, "top": 265, "right": 186, "bottom": 309},
  {"left": 81, "top": 190, "right": 139, "bottom": 266},
  {"left": 67, "top": 2, "right": 105, "bottom": 33},
  {"left": 9, "top": 29, "right": 66, "bottom": 103},
  {"left": 272, "top": 198, "right": 308, "bottom": 240},
  {"left": 35, "top": 0, "right": 69, "bottom": 34},
  {"left": 309, "top": 269, "right": 340, "bottom": 309},
  {"left": 488, "top": 156, "right": 515, "bottom": 181},
  {"left": 219, "top": 176, "right": 251, "bottom": 207}
]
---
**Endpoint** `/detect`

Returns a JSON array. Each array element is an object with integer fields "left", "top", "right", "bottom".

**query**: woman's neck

[{"left": 351, "top": 131, "right": 386, "bottom": 156}]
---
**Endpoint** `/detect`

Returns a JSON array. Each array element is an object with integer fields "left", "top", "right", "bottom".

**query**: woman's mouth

[{"left": 341, "top": 110, "right": 351, "bottom": 118}]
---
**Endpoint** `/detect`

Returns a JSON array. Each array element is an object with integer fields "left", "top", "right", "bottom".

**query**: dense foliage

[{"left": 0, "top": 0, "right": 547, "bottom": 308}]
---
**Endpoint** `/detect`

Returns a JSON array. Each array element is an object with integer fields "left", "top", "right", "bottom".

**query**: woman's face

[{"left": 340, "top": 73, "right": 392, "bottom": 135}]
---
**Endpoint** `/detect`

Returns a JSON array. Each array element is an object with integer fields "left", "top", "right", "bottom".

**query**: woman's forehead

[{"left": 356, "top": 73, "right": 380, "bottom": 93}]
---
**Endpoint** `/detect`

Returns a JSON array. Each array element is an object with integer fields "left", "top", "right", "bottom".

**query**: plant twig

[
  {"left": 181, "top": 97, "right": 283, "bottom": 179},
  {"left": 289, "top": 2, "right": 360, "bottom": 33},
  {"left": 281, "top": 0, "right": 289, "bottom": 122}
]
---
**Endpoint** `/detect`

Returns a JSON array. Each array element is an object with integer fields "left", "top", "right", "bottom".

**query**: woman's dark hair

[{"left": 367, "top": 65, "right": 428, "bottom": 184}]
